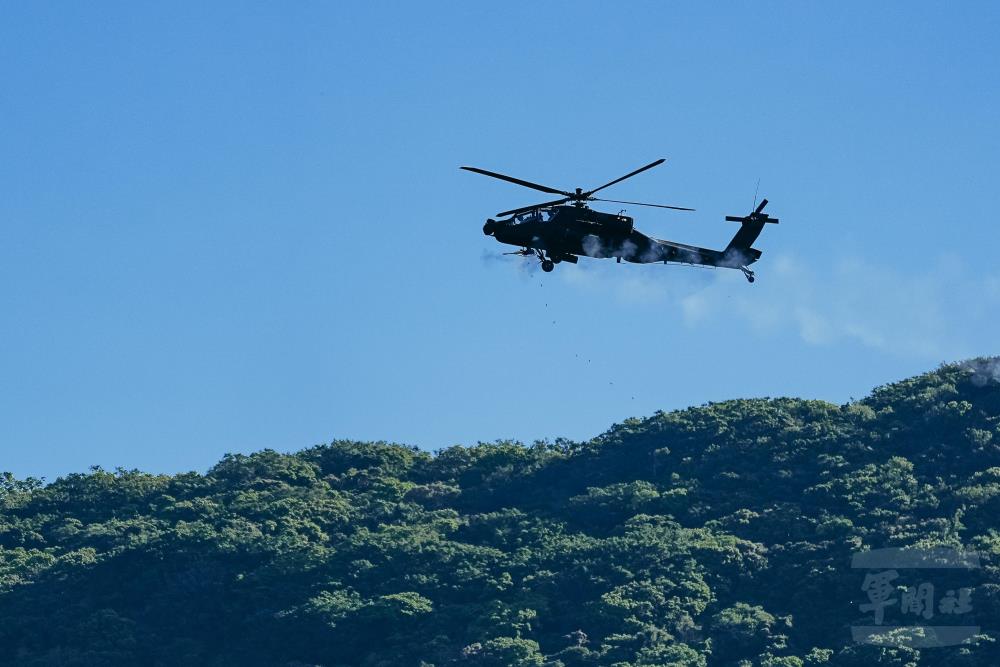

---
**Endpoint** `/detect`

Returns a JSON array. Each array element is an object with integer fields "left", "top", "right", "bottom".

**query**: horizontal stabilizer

[
  {"left": 725, "top": 199, "right": 778, "bottom": 224},
  {"left": 726, "top": 215, "right": 779, "bottom": 224}
]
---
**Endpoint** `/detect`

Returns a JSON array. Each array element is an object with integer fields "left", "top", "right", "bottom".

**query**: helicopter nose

[{"left": 483, "top": 219, "right": 497, "bottom": 236}]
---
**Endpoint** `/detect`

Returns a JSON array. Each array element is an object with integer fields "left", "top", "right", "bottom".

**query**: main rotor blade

[
  {"left": 497, "top": 198, "right": 570, "bottom": 217},
  {"left": 586, "top": 158, "right": 666, "bottom": 196},
  {"left": 592, "top": 197, "right": 694, "bottom": 212},
  {"left": 755, "top": 198, "right": 768, "bottom": 214},
  {"left": 461, "top": 166, "right": 570, "bottom": 197}
]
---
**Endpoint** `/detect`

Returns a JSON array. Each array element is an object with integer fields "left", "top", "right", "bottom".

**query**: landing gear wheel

[
  {"left": 747, "top": 275, "right": 755, "bottom": 283},
  {"left": 541, "top": 260, "right": 555, "bottom": 273},
  {"left": 741, "top": 266, "right": 756, "bottom": 283}
]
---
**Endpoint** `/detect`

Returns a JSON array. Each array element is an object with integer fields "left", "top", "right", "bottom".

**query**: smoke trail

[
  {"left": 582, "top": 234, "right": 605, "bottom": 258},
  {"left": 959, "top": 357, "right": 1000, "bottom": 386}
]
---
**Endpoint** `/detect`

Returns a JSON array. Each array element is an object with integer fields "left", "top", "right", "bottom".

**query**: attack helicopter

[{"left": 462, "top": 159, "right": 778, "bottom": 283}]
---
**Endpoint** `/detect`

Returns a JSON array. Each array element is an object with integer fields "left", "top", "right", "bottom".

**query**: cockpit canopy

[{"left": 511, "top": 208, "right": 559, "bottom": 224}]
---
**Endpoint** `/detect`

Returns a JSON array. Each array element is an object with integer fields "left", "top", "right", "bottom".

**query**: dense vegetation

[{"left": 2, "top": 360, "right": 1000, "bottom": 666}]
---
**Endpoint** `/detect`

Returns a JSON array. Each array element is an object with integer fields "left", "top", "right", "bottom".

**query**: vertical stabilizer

[{"left": 724, "top": 198, "right": 779, "bottom": 256}]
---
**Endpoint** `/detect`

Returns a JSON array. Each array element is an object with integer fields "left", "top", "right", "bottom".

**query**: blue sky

[{"left": 2, "top": 2, "right": 998, "bottom": 480}]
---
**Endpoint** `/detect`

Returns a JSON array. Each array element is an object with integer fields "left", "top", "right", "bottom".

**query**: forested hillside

[{"left": 2, "top": 360, "right": 1000, "bottom": 666}]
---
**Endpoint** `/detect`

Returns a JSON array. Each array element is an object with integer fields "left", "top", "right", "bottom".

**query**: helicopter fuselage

[{"left": 483, "top": 205, "right": 741, "bottom": 267}]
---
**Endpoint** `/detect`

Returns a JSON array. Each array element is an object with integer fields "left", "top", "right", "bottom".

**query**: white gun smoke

[
  {"left": 558, "top": 251, "right": 998, "bottom": 361},
  {"left": 960, "top": 357, "right": 1000, "bottom": 386}
]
